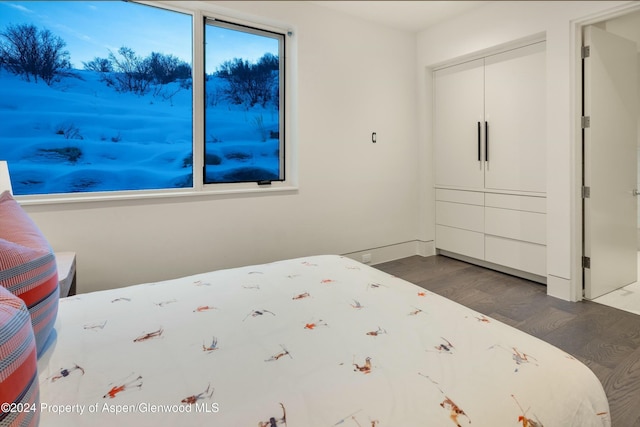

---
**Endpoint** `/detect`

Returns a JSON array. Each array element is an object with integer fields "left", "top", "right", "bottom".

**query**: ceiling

[{"left": 309, "top": 1, "right": 490, "bottom": 33}]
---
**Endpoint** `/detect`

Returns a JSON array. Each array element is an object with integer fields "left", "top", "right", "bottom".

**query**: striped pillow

[
  {"left": 0, "top": 191, "right": 58, "bottom": 356},
  {"left": 0, "top": 286, "right": 40, "bottom": 427}
]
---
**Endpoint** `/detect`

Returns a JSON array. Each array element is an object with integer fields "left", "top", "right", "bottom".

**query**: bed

[
  {"left": 0, "top": 189, "right": 609, "bottom": 427},
  {"left": 32, "top": 255, "right": 609, "bottom": 427}
]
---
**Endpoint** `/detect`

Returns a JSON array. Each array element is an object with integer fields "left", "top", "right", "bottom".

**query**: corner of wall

[
  {"left": 547, "top": 274, "right": 580, "bottom": 301},
  {"left": 342, "top": 240, "right": 434, "bottom": 266}
]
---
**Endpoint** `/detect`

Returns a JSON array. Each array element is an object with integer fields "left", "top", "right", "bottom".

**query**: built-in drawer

[
  {"left": 436, "top": 188, "right": 484, "bottom": 205},
  {"left": 485, "top": 193, "right": 546, "bottom": 213},
  {"left": 485, "top": 235, "right": 546, "bottom": 276},
  {"left": 436, "top": 201, "right": 484, "bottom": 232},
  {"left": 436, "top": 225, "right": 484, "bottom": 260},
  {"left": 485, "top": 207, "right": 546, "bottom": 245}
]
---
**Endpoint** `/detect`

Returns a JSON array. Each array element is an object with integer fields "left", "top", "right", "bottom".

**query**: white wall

[
  {"left": 416, "top": 1, "right": 633, "bottom": 300},
  {"left": 22, "top": 1, "right": 419, "bottom": 293}
]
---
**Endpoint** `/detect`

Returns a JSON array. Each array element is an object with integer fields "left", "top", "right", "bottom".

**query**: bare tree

[
  {"left": 0, "top": 23, "right": 70, "bottom": 85},
  {"left": 145, "top": 52, "right": 191, "bottom": 84},
  {"left": 83, "top": 57, "right": 112, "bottom": 73},
  {"left": 106, "top": 47, "right": 152, "bottom": 95},
  {"left": 216, "top": 53, "right": 279, "bottom": 108},
  {"left": 89, "top": 47, "right": 191, "bottom": 97}
]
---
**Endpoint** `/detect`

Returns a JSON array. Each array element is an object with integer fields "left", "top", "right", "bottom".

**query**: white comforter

[{"left": 38, "top": 255, "right": 609, "bottom": 426}]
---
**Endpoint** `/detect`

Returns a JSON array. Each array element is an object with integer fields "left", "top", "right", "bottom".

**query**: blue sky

[{"left": 0, "top": 1, "right": 278, "bottom": 73}]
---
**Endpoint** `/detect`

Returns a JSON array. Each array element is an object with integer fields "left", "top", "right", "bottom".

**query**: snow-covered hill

[{"left": 0, "top": 69, "right": 280, "bottom": 195}]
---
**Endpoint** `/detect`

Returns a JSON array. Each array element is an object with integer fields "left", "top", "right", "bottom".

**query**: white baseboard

[
  {"left": 342, "top": 240, "right": 434, "bottom": 266},
  {"left": 547, "top": 275, "right": 578, "bottom": 301}
]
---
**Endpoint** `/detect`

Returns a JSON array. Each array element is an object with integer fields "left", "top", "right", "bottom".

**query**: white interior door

[
  {"left": 584, "top": 25, "right": 638, "bottom": 299},
  {"left": 434, "top": 59, "right": 485, "bottom": 189}
]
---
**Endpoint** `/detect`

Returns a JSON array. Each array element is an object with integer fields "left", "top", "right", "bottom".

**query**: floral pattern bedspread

[{"left": 37, "top": 255, "right": 610, "bottom": 426}]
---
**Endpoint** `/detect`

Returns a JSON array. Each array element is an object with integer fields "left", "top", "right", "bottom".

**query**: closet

[{"left": 434, "top": 41, "right": 547, "bottom": 281}]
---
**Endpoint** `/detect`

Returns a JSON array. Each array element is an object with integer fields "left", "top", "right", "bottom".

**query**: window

[
  {"left": 204, "top": 20, "right": 285, "bottom": 184},
  {"left": 0, "top": 2, "right": 193, "bottom": 196},
  {"left": 0, "top": 1, "right": 290, "bottom": 198}
]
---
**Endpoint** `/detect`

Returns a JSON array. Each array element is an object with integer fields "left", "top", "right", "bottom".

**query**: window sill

[{"left": 16, "top": 184, "right": 299, "bottom": 206}]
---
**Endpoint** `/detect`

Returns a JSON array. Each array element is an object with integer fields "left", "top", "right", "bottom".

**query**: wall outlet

[{"left": 362, "top": 253, "right": 372, "bottom": 264}]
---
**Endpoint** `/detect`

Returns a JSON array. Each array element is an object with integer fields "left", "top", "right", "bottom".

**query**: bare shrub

[
  {"left": 38, "top": 146, "right": 82, "bottom": 163},
  {"left": 55, "top": 122, "right": 83, "bottom": 140},
  {"left": 0, "top": 23, "right": 71, "bottom": 85},
  {"left": 215, "top": 53, "right": 279, "bottom": 108},
  {"left": 107, "top": 47, "right": 152, "bottom": 95}
]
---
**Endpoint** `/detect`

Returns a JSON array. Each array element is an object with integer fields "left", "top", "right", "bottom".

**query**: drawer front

[
  {"left": 436, "top": 201, "right": 484, "bottom": 232},
  {"left": 485, "top": 193, "right": 546, "bottom": 213},
  {"left": 435, "top": 189, "right": 484, "bottom": 206},
  {"left": 485, "top": 235, "right": 546, "bottom": 276},
  {"left": 485, "top": 207, "right": 546, "bottom": 245},
  {"left": 436, "top": 225, "right": 484, "bottom": 260}
]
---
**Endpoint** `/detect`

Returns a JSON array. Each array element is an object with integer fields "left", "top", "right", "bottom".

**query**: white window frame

[{"left": 15, "top": 1, "right": 297, "bottom": 206}]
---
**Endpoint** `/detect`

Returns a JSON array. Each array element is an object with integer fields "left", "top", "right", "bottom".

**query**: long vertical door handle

[
  {"left": 477, "top": 122, "right": 481, "bottom": 161},
  {"left": 485, "top": 121, "right": 489, "bottom": 162}
]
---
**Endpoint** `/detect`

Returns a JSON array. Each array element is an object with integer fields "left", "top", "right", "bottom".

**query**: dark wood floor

[{"left": 374, "top": 255, "right": 640, "bottom": 427}]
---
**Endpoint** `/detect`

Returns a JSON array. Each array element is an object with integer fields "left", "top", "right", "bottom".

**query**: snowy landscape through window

[{"left": 0, "top": 1, "right": 285, "bottom": 196}]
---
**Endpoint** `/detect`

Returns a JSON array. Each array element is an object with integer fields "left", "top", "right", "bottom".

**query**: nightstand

[{"left": 55, "top": 252, "right": 76, "bottom": 298}]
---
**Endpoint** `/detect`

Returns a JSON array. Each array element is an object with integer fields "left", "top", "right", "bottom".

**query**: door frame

[{"left": 571, "top": 2, "right": 640, "bottom": 301}]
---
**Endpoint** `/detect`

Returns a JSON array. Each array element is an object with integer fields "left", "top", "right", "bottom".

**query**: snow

[{"left": 0, "top": 68, "right": 281, "bottom": 195}]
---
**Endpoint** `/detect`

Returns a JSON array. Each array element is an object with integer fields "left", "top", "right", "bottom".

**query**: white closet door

[
  {"left": 434, "top": 59, "right": 485, "bottom": 189},
  {"left": 484, "top": 42, "right": 546, "bottom": 193}
]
